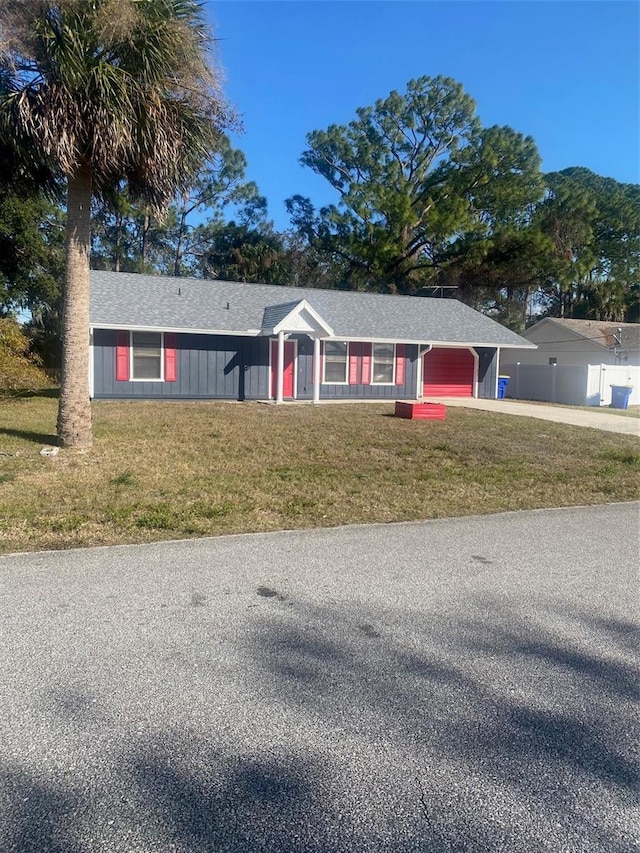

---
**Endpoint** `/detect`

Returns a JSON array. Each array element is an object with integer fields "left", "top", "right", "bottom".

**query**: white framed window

[
  {"left": 131, "top": 331, "right": 163, "bottom": 380},
  {"left": 372, "top": 343, "right": 395, "bottom": 384},
  {"left": 323, "top": 341, "right": 349, "bottom": 384}
]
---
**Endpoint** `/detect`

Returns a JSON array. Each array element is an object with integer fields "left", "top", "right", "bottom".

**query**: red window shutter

[
  {"left": 395, "top": 344, "right": 406, "bottom": 386},
  {"left": 361, "top": 343, "right": 372, "bottom": 385},
  {"left": 348, "top": 343, "right": 360, "bottom": 385},
  {"left": 116, "top": 331, "right": 130, "bottom": 381},
  {"left": 164, "top": 333, "right": 177, "bottom": 382}
]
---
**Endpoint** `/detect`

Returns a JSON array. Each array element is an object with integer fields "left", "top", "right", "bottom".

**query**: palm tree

[{"left": 0, "top": 0, "right": 232, "bottom": 446}]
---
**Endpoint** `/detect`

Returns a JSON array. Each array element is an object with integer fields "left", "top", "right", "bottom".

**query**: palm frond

[{"left": 0, "top": 0, "right": 234, "bottom": 209}]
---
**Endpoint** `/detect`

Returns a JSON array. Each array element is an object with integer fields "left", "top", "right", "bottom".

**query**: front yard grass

[{"left": 1, "top": 395, "right": 638, "bottom": 554}]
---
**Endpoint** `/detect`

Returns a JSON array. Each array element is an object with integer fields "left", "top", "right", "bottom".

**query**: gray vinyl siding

[{"left": 475, "top": 347, "right": 498, "bottom": 399}]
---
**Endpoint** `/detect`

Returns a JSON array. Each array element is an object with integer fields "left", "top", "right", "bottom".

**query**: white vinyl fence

[{"left": 501, "top": 363, "right": 640, "bottom": 407}]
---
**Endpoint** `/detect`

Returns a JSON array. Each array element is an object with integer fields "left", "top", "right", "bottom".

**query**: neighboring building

[
  {"left": 89, "top": 271, "right": 534, "bottom": 403},
  {"left": 502, "top": 318, "right": 640, "bottom": 369},
  {"left": 500, "top": 318, "right": 640, "bottom": 407}
]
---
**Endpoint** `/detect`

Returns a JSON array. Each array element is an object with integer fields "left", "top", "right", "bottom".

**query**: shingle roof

[
  {"left": 532, "top": 318, "right": 640, "bottom": 350},
  {"left": 89, "top": 270, "right": 533, "bottom": 348},
  {"left": 261, "top": 301, "right": 304, "bottom": 331}
]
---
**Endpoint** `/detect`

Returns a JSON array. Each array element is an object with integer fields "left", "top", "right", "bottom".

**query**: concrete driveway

[
  {"left": 0, "top": 503, "right": 638, "bottom": 852},
  {"left": 425, "top": 397, "right": 640, "bottom": 436}
]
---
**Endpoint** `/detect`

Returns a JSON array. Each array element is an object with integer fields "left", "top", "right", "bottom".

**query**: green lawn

[{"left": 0, "top": 394, "right": 638, "bottom": 554}]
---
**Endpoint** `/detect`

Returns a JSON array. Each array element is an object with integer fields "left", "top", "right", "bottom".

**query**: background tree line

[{"left": 2, "top": 74, "right": 638, "bottom": 373}]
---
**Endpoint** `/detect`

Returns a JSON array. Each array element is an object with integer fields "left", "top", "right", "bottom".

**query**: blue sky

[{"left": 208, "top": 1, "right": 640, "bottom": 230}]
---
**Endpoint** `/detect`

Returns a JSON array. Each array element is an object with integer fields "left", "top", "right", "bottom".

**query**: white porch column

[
  {"left": 276, "top": 330, "right": 285, "bottom": 404},
  {"left": 417, "top": 344, "right": 431, "bottom": 399},
  {"left": 312, "top": 337, "right": 321, "bottom": 403}
]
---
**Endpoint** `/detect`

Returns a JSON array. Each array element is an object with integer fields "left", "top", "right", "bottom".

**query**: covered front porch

[{"left": 262, "top": 298, "right": 333, "bottom": 404}]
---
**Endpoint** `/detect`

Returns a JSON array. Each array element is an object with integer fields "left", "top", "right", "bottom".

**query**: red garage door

[{"left": 423, "top": 347, "right": 475, "bottom": 397}]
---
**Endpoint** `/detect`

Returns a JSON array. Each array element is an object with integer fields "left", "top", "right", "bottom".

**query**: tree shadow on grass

[{"left": 0, "top": 427, "right": 58, "bottom": 445}]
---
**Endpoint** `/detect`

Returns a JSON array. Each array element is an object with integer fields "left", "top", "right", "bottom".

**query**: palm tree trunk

[
  {"left": 114, "top": 212, "right": 122, "bottom": 272},
  {"left": 57, "top": 162, "right": 93, "bottom": 448},
  {"left": 141, "top": 213, "right": 150, "bottom": 271},
  {"left": 174, "top": 209, "right": 187, "bottom": 276}
]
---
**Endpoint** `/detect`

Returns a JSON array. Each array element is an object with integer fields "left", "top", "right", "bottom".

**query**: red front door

[
  {"left": 423, "top": 347, "right": 475, "bottom": 397},
  {"left": 270, "top": 340, "right": 296, "bottom": 399}
]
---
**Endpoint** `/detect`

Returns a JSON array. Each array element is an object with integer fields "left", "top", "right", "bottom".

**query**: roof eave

[
  {"left": 89, "top": 323, "right": 534, "bottom": 348},
  {"left": 91, "top": 322, "right": 261, "bottom": 337}
]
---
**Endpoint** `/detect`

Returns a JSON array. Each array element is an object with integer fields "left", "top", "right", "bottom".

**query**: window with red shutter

[
  {"left": 115, "top": 331, "right": 130, "bottom": 381},
  {"left": 348, "top": 343, "right": 360, "bottom": 384},
  {"left": 324, "top": 341, "right": 348, "bottom": 383},
  {"left": 372, "top": 343, "right": 395, "bottom": 383},
  {"left": 361, "top": 343, "right": 372, "bottom": 385},
  {"left": 131, "top": 332, "right": 162, "bottom": 379},
  {"left": 164, "top": 333, "right": 177, "bottom": 382},
  {"left": 395, "top": 344, "right": 405, "bottom": 385}
]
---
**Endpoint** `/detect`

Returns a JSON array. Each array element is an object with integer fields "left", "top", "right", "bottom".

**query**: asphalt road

[{"left": 1, "top": 504, "right": 638, "bottom": 853}]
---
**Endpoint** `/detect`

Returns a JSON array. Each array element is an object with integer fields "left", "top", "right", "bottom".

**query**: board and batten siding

[
  {"left": 93, "top": 331, "right": 488, "bottom": 401},
  {"left": 92, "top": 330, "right": 270, "bottom": 400},
  {"left": 292, "top": 338, "right": 419, "bottom": 400},
  {"left": 475, "top": 348, "right": 499, "bottom": 399}
]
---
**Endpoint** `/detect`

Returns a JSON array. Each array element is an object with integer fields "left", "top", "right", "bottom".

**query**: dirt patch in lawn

[{"left": 1, "top": 397, "right": 638, "bottom": 553}]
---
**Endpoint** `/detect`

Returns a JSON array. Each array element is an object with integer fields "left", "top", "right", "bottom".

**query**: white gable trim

[{"left": 268, "top": 299, "right": 334, "bottom": 338}]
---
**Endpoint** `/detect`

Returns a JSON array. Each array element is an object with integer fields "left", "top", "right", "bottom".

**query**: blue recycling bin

[
  {"left": 497, "top": 375, "right": 510, "bottom": 399},
  {"left": 610, "top": 385, "right": 633, "bottom": 410}
]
